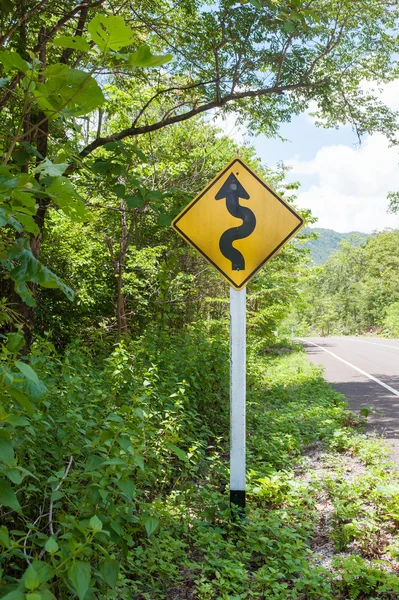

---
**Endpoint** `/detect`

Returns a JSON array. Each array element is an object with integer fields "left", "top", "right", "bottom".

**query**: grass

[
  {"left": 145, "top": 342, "right": 399, "bottom": 599},
  {"left": 3, "top": 335, "right": 399, "bottom": 599}
]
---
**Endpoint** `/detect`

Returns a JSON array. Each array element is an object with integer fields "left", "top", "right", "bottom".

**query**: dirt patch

[{"left": 299, "top": 442, "right": 399, "bottom": 572}]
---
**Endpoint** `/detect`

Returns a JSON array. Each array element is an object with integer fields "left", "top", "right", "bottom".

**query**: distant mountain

[{"left": 302, "top": 227, "right": 368, "bottom": 265}]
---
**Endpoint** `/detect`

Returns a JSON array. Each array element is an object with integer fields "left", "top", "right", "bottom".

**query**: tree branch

[
  {"left": 0, "top": 0, "right": 52, "bottom": 47},
  {"left": 79, "top": 79, "right": 321, "bottom": 158},
  {"left": 0, "top": 0, "right": 105, "bottom": 112},
  {"left": 37, "top": 0, "right": 106, "bottom": 50},
  {"left": 48, "top": 456, "right": 73, "bottom": 536},
  {"left": 275, "top": 31, "right": 296, "bottom": 87},
  {"left": 60, "top": 4, "right": 89, "bottom": 64},
  {"left": 131, "top": 79, "right": 219, "bottom": 128},
  {"left": 105, "top": 236, "right": 118, "bottom": 272},
  {"left": 213, "top": 47, "right": 221, "bottom": 105}
]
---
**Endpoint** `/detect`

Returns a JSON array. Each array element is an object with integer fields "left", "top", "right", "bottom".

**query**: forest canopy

[{"left": 1, "top": 0, "right": 399, "bottom": 330}]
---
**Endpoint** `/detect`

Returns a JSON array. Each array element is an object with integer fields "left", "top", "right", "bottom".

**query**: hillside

[{"left": 303, "top": 227, "right": 368, "bottom": 265}]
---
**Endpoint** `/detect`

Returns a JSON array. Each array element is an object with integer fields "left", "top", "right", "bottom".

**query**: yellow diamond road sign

[{"left": 172, "top": 157, "right": 304, "bottom": 290}]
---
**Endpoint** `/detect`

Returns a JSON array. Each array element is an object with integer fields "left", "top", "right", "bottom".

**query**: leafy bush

[
  {"left": 0, "top": 325, "right": 229, "bottom": 598},
  {"left": 3, "top": 335, "right": 399, "bottom": 599},
  {"left": 383, "top": 301, "right": 399, "bottom": 337}
]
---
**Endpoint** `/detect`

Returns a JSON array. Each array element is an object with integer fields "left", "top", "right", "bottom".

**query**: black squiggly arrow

[{"left": 215, "top": 173, "right": 256, "bottom": 271}]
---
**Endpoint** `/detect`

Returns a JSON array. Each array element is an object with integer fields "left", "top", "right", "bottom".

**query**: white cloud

[
  {"left": 208, "top": 80, "right": 399, "bottom": 233},
  {"left": 288, "top": 134, "right": 399, "bottom": 232},
  {"left": 380, "top": 79, "right": 399, "bottom": 112}
]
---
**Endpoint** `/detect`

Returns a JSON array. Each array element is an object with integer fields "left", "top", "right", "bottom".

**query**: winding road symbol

[
  {"left": 171, "top": 157, "right": 304, "bottom": 289},
  {"left": 215, "top": 173, "right": 256, "bottom": 271}
]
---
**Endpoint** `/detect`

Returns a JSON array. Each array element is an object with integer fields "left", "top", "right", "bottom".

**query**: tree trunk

[
  {"left": 116, "top": 272, "right": 128, "bottom": 335},
  {"left": 15, "top": 27, "right": 50, "bottom": 339},
  {"left": 105, "top": 199, "right": 134, "bottom": 337}
]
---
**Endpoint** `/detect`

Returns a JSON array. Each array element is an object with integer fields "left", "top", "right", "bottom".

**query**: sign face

[{"left": 172, "top": 157, "right": 304, "bottom": 289}]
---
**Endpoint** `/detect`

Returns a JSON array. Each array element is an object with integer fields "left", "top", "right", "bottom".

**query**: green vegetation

[
  {"left": 290, "top": 229, "right": 399, "bottom": 336},
  {"left": 302, "top": 228, "right": 367, "bottom": 266},
  {"left": 3, "top": 338, "right": 399, "bottom": 599},
  {"left": 2, "top": 0, "right": 399, "bottom": 598}
]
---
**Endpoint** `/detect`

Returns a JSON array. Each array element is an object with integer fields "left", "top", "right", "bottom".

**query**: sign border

[{"left": 172, "top": 157, "right": 305, "bottom": 290}]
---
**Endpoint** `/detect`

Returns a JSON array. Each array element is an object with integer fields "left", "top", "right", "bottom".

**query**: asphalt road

[{"left": 299, "top": 336, "right": 399, "bottom": 463}]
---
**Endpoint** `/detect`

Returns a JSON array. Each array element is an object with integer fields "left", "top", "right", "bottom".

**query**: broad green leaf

[
  {"left": 126, "top": 45, "right": 173, "bottom": 68},
  {"left": 34, "top": 158, "right": 68, "bottom": 177},
  {"left": 0, "top": 207, "right": 22, "bottom": 231},
  {"left": 50, "top": 490, "right": 63, "bottom": 501},
  {"left": 0, "top": 591, "right": 25, "bottom": 600},
  {"left": 0, "top": 0, "right": 14, "bottom": 15},
  {"left": 0, "top": 525, "right": 10, "bottom": 548},
  {"left": 26, "top": 593, "right": 56, "bottom": 600},
  {"left": 8, "top": 386, "right": 36, "bottom": 417},
  {"left": 158, "top": 214, "right": 173, "bottom": 227},
  {"left": 24, "top": 565, "right": 40, "bottom": 591},
  {"left": 14, "top": 281, "right": 35, "bottom": 306},
  {"left": 89, "top": 515, "right": 103, "bottom": 532},
  {"left": 6, "top": 332, "right": 25, "bottom": 353},
  {"left": 103, "top": 141, "right": 125, "bottom": 152},
  {"left": 85, "top": 455, "right": 104, "bottom": 472},
  {"left": 88, "top": 15, "right": 134, "bottom": 51},
  {"left": 91, "top": 160, "right": 111, "bottom": 175},
  {"left": 105, "top": 413, "right": 123, "bottom": 422},
  {"left": 68, "top": 561, "right": 91, "bottom": 600},
  {"left": 114, "top": 184, "right": 126, "bottom": 198},
  {"left": 0, "top": 477, "right": 21, "bottom": 512},
  {"left": 31, "top": 592, "right": 56, "bottom": 600},
  {"left": 99, "top": 558, "right": 119, "bottom": 588},
  {"left": 102, "top": 458, "right": 125, "bottom": 465},
  {"left": 133, "top": 453, "right": 144, "bottom": 470},
  {"left": 53, "top": 35, "right": 91, "bottom": 53},
  {"left": 13, "top": 213, "right": 39, "bottom": 236},
  {"left": 47, "top": 176, "right": 86, "bottom": 221},
  {"left": 12, "top": 147, "right": 30, "bottom": 166},
  {"left": 117, "top": 477, "right": 135, "bottom": 498},
  {"left": 30, "top": 561, "right": 55, "bottom": 585},
  {"left": 144, "top": 517, "right": 158, "bottom": 537},
  {"left": 33, "top": 64, "right": 104, "bottom": 118},
  {"left": 289, "top": 11, "right": 302, "bottom": 21},
  {"left": 0, "top": 77, "right": 9, "bottom": 88},
  {"left": 165, "top": 442, "right": 188, "bottom": 462},
  {"left": 5, "top": 468, "right": 23, "bottom": 484},
  {"left": 283, "top": 20, "right": 295, "bottom": 32},
  {"left": 20, "top": 142, "right": 44, "bottom": 160},
  {"left": 9, "top": 241, "right": 74, "bottom": 302},
  {"left": 0, "top": 437, "right": 14, "bottom": 467},
  {"left": 125, "top": 195, "right": 144, "bottom": 209},
  {"left": 118, "top": 435, "right": 132, "bottom": 451},
  {"left": 146, "top": 190, "right": 163, "bottom": 201},
  {"left": 15, "top": 361, "right": 39, "bottom": 386},
  {"left": 0, "top": 50, "right": 30, "bottom": 73},
  {"left": 44, "top": 536, "right": 59, "bottom": 554}
]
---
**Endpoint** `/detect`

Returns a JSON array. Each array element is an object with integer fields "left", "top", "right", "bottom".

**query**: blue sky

[
  {"left": 215, "top": 81, "right": 399, "bottom": 233},
  {"left": 253, "top": 115, "right": 356, "bottom": 165}
]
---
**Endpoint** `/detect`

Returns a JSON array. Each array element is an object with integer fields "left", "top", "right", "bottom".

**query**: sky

[{"left": 214, "top": 80, "right": 399, "bottom": 234}]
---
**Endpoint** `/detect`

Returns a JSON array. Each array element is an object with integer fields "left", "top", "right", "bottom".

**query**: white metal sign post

[
  {"left": 229, "top": 286, "right": 246, "bottom": 511},
  {"left": 171, "top": 157, "right": 305, "bottom": 516}
]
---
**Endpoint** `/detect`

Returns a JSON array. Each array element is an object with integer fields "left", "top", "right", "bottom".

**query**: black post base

[{"left": 230, "top": 490, "right": 246, "bottom": 519}]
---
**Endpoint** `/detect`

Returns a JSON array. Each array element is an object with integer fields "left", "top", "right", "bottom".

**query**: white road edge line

[{"left": 297, "top": 338, "right": 399, "bottom": 398}]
